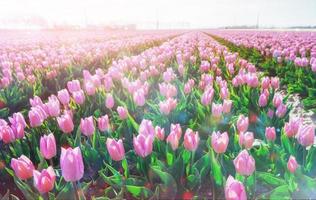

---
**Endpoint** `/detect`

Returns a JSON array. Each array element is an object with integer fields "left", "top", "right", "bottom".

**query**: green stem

[{"left": 72, "top": 181, "right": 80, "bottom": 200}]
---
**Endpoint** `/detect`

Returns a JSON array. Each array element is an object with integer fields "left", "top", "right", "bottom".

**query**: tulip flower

[
  {"left": 133, "top": 89, "right": 146, "bottom": 106},
  {"left": 261, "top": 77, "right": 270, "bottom": 89},
  {"left": 58, "top": 89, "right": 70, "bottom": 106},
  {"left": 46, "top": 95, "right": 60, "bottom": 117},
  {"left": 72, "top": 90, "right": 85, "bottom": 105},
  {"left": 237, "top": 115, "right": 249, "bottom": 133},
  {"left": 117, "top": 106, "right": 128, "bottom": 120},
  {"left": 80, "top": 116, "right": 95, "bottom": 137},
  {"left": 133, "top": 134, "right": 153, "bottom": 157},
  {"left": 139, "top": 119, "right": 155, "bottom": 137},
  {"left": 284, "top": 117, "right": 302, "bottom": 137},
  {"left": 212, "top": 103, "right": 223, "bottom": 118},
  {"left": 258, "top": 93, "right": 268, "bottom": 107},
  {"left": 98, "top": 115, "right": 110, "bottom": 132},
  {"left": 57, "top": 113, "right": 74, "bottom": 134},
  {"left": 33, "top": 166, "right": 56, "bottom": 193},
  {"left": 155, "top": 126, "right": 165, "bottom": 140},
  {"left": 183, "top": 129, "right": 199, "bottom": 151},
  {"left": 166, "top": 131, "right": 180, "bottom": 151},
  {"left": 271, "top": 77, "right": 280, "bottom": 90},
  {"left": 67, "top": 80, "right": 81, "bottom": 93},
  {"left": 84, "top": 81, "right": 96, "bottom": 96},
  {"left": 287, "top": 156, "right": 298, "bottom": 173},
  {"left": 28, "top": 106, "right": 45, "bottom": 127},
  {"left": 297, "top": 125, "right": 315, "bottom": 147},
  {"left": 233, "top": 150, "right": 255, "bottom": 176},
  {"left": 40, "top": 133, "right": 57, "bottom": 160},
  {"left": 273, "top": 94, "right": 283, "bottom": 108},
  {"left": 265, "top": 127, "right": 276, "bottom": 142},
  {"left": 159, "top": 98, "right": 177, "bottom": 115},
  {"left": 11, "top": 155, "right": 34, "bottom": 180},
  {"left": 105, "top": 94, "right": 115, "bottom": 109},
  {"left": 276, "top": 103, "right": 287, "bottom": 118},
  {"left": 223, "top": 99, "right": 232, "bottom": 113},
  {"left": 239, "top": 131, "right": 254, "bottom": 149},
  {"left": 106, "top": 138, "right": 125, "bottom": 161},
  {"left": 225, "top": 175, "right": 247, "bottom": 200},
  {"left": 60, "top": 147, "right": 84, "bottom": 182},
  {"left": 211, "top": 131, "right": 229, "bottom": 154},
  {"left": 201, "top": 88, "right": 214, "bottom": 106},
  {"left": 170, "top": 123, "right": 182, "bottom": 139},
  {"left": 0, "top": 125, "right": 15, "bottom": 144}
]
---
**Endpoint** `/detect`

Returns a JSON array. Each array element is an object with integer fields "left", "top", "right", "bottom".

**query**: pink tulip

[
  {"left": 11, "top": 155, "right": 34, "bottom": 180},
  {"left": 223, "top": 100, "right": 232, "bottom": 113},
  {"left": 276, "top": 103, "right": 287, "bottom": 118},
  {"left": 0, "top": 125, "right": 15, "bottom": 144},
  {"left": 133, "top": 134, "right": 153, "bottom": 157},
  {"left": 105, "top": 94, "right": 115, "bottom": 109},
  {"left": 9, "top": 112, "right": 26, "bottom": 129},
  {"left": 267, "top": 109, "right": 274, "bottom": 119},
  {"left": 57, "top": 89, "right": 70, "bottom": 106},
  {"left": 28, "top": 106, "right": 45, "bottom": 127},
  {"left": 117, "top": 106, "right": 128, "bottom": 120},
  {"left": 258, "top": 93, "right": 268, "bottom": 107},
  {"left": 261, "top": 77, "right": 270, "bottom": 89},
  {"left": 284, "top": 117, "right": 302, "bottom": 137},
  {"left": 72, "top": 90, "right": 85, "bottom": 104},
  {"left": 40, "top": 133, "right": 56, "bottom": 159},
  {"left": 106, "top": 138, "right": 125, "bottom": 161},
  {"left": 212, "top": 103, "right": 223, "bottom": 118},
  {"left": 237, "top": 115, "right": 249, "bottom": 133},
  {"left": 201, "top": 88, "right": 214, "bottom": 106},
  {"left": 183, "top": 128, "right": 200, "bottom": 151},
  {"left": 80, "top": 116, "right": 95, "bottom": 137},
  {"left": 155, "top": 126, "right": 165, "bottom": 140},
  {"left": 239, "top": 131, "right": 254, "bottom": 149},
  {"left": 133, "top": 89, "right": 146, "bottom": 106},
  {"left": 84, "top": 81, "right": 96, "bottom": 96},
  {"left": 273, "top": 94, "right": 282, "bottom": 108},
  {"left": 225, "top": 175, "right": 247, "bottom": 200},
  {"left": 98, "top": 115, "right": 110, "bottom": 132},
  {"left": 170, "top": 123, "right": 182, "bottom": 139},
  {"left": 46, "top": 95, "right": 60, "bottom": 117},
  {"left": 265, "top": 127, "right": 276, "bottom": 142},
  {"left": 159, "top": 98, "right": 177, "bottom": 115},
  {"left": 287, "top": 156, "right": 298, "bottom": 173},
  {"left": 271, "top": 77, "right": 280, "bottom": 90},
  {"left": 33, "top": 166, "right": 56, "bottom": 193},
  {"left": 166, "top": 130, "right": 180, "bottom": 150},
  {"left": 57, "top": 113, "right": 74, "bottom": 134},
  {"left": 139, "top": 119, "right": 155, "bottom": 137},
  {"left": 211, "top": 131, "right": 229, "bottom": 154},
  {"left": 67, "top": 80, "right": 81, "bottom": 93},
  {"left": 297, "top": 125, "right": 315, "bottom": 147},
  {"left": 233, "top": 150, "right": 255, "bottom": 176},
  {"left": 60, "top": 147, "right": 84, "bottom": 182}
]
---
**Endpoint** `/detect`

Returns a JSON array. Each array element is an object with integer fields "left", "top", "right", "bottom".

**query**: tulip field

[{"left": 0, "top": 30, "right": 315, "bottom": 200}]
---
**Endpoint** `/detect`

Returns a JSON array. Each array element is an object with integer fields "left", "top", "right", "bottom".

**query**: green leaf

[
  {"left": 150, "top": 166, "right": 177, "bottom": 199},
  {"left": 210, "top": 150, "right": 223, "bottom": 186},
  {"left": 256, "top": 172, "right": 286, "bottom": 187},
  {"left": 125, "top": 185, "right": 153, "bottom": 198},
  {"left": 269, "top": 185, "right": 291, "bottom": 200}
]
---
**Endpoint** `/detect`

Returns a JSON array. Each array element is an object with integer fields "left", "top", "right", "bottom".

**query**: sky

[{"left": 0, "top": 0, "right": 315, "bottom": 29}]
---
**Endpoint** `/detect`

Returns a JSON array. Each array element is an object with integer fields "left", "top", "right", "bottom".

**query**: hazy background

[{"left": 0, "top": 0, "right": 315, "bottom": 29}]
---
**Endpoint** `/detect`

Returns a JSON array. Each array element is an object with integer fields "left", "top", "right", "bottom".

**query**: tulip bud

[
  {"left": 105, "top": 94, "right": 115, "bottom": 109},
  {"left": 139, "top": 119, "right": 155, "bottom": 137},
  {"left": 57, "top": 113, "right": 74, "bottom": 134},
  {"left": 211, "top": 131, "right": 229, "bottom": 154},
  {"left": 33, "top": 166, "right": 56, "bottom": 193},
  {"left": 297, "top": 125, "right": 315, "bottom": 147},
  {"left": 40, "top": 133, "right": 57, "bottom": 159},
  {"left": 259, "top": 93, "right": 268, "bottom": 107},
  {"left": 117, "top": 106, "right": 128, "bottom": 120},
  {"left": 80, "top": 116, "right": 95, "bottom": 137},
  {"left": 60, "top": 147, "right": 84, "bottom": 182},
  {"left": 223, "top": 100, "right": 232, "bottom": 113},
  {"left": 57, "top": 89, "right": 70, "bottom": 106},
  {"left": 183, "top": 128, "right": 199, "bottom": 151},
  {"left": 212, "top": 103, "right": 223, "bottom": 118},
  {"left": 11, "top": 155, "right": 34, "bottom": 180},
  {"left": 133, "top": 89, "right": 146, "bottom": 106},
  {"left": 237, "top": 115, "right": 249, "bottom": 133},
  {"left": 233, "top": 150, "right": 255, "bottom": 176},
  {"left": 98, "top": 115, "right": 110, "bottom": 132},
  {"left": 225, "top": 175, "right": 247, "bottom": 200},
  {"left": 155, "top": 126, "right": 165, "bottom": 140},
  {"left": 287, "top": 156, "right": 298, "bottom": 173},
  {"left": 46, "top": 95, "right": 60, "bottom": 117},
  {"left": 166, "top": 131, "right": 180, "bottom": 151},
  {"left": 72, "top": 90, "right": 85, "bottom": 105},
  {"left": 106, "top": 138, "right": 125, "bottom": 161},
  {"left": 133, "top": 134, "right": 153, "bottom": 157},
  {"left": 265, "top": 127, "right": 276, "bottom": 142},
  {"left": 239, "top": 131, "right": 254, "bottom": 149},
  {"left": 67, "top": 80, "right": 81, "bottom": 93}
]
